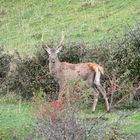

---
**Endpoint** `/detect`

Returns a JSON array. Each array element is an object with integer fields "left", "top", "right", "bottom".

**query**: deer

[{"left": 42, "top": 32, "right": 110, "bottom": 112}]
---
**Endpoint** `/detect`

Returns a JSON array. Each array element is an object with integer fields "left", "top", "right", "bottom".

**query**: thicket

[
  {"left": 0, "top": 46, "right": 12, "bottom": 83},
  {"left": 0, "top": 23, "right": 140, "bottom": 107}
]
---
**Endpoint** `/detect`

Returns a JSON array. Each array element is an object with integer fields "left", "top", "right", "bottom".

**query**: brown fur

[
  {"left": 64, "top": 62, "right": 76, "bottom": 70},
  {"left": 88, "top": 63, "right": 104, "bottom": 75}
]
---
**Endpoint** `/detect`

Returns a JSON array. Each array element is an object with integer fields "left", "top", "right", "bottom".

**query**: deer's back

[{"left": 56, "top": 62, "right": 95, "bottom": 82}]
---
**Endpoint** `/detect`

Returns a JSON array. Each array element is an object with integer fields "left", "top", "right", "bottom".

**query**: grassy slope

[
  {"left": 0, "top": 101, "right": 33, "bottom": 139},
  {"left": 0, "top": 0, "right": 140, "bottom": 55},
  {"left": 81, "top": 108, "right": 140, "bottom": 134}
]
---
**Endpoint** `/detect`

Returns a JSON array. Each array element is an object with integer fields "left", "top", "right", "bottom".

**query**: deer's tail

[{"left": 88, "top": 63, "right": 104, "bottom": 75}]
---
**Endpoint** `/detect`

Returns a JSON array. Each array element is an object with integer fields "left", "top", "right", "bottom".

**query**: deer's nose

[{"left": 51, "top": 60, "right": 55, "bottom": 63}]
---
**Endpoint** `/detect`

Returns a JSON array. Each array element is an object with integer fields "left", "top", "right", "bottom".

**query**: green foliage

[
  {"left": 1, "top": 49, "right": 59, "bottom": 100},
  {"left": 64, "top": 78, "right": 93, "bottom": 110},
  {"left": 0, "top": 45, "right": 12, "bottom": 79},
  {"left": 59, "top": 42, "right": 85, "bottom": 63}
]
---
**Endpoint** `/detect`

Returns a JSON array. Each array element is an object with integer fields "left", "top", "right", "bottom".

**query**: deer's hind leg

[
  {"left": 87, "top": 73, "right": 99, "bottom": 112},
  {"left": 93, "top": 71, "right": 110, "bottom": 112},
  {"left": 92, "top": 88, "right": 99, "bottom": 112}
]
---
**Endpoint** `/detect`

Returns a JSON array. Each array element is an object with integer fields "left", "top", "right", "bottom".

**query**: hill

[{"left": 0, "top": 0, "right": 140, "bottom": 55}]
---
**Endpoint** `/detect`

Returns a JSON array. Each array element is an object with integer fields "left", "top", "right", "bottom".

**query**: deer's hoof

[
  {"left": 92, "top": 110, "right": 95, "bottom": 113},
  {"left": 107, "top": 108, "right": 112, "bottom": 113}
]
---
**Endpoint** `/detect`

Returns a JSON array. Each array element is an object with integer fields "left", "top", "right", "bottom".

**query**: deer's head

[{"left": 43, "top": 32, "right": 64, "bottom": 64}]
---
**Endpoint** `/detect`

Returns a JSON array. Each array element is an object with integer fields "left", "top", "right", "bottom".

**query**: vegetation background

[{"left": 0, "top": 0, "right": 140, "bottom": 139}]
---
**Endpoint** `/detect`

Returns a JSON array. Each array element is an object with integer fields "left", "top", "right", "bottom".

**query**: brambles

[
  {"left": 59, "top": 42, "right": 85, "bottom": 63},
  {"left": 31, "top": 94, "right": 85, "bottom": 140},
  {"left": 0, "top": 45, "right": 13, "bottom": 96},
  {"left": 30, "top": 82, "right": 125, "bottom": 140},
  {"left": 35, "top": 116, "right": 85, "bottom": 140},
  {"left": 1, "top": 49, "right": 59, "bottom": 100},
  {"left": 0, "top": 45, "right": 12, "bottom": 82}
]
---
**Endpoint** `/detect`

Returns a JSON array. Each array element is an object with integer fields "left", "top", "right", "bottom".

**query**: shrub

[
  {"left": 0, "top": 45, "right": 12, "bottom": 81},
  {"left": 31, "top": 94, "right": 85, "bottom": 140},
  {"left": 1, "top": 50, "right": 59, "bottom": 100},
  {"left": 30, "top": 88, "right": 124, "bottom": 140},
  {"left": 0, "top": 45, "right": 13, "bottom": 95},
  {"left": 34, "top": 116, "right": 85, "bottom": 140},
  {"left": 59, "top": 42, "right": 85, "bottom": 63}
]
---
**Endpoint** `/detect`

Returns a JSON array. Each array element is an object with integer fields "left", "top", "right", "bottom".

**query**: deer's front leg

[
  {"left": 58, "top": 83, "right": 71, "bottom": 106},
  {"left": 58, "top": 83, "right": 66, "bottom": 101}
]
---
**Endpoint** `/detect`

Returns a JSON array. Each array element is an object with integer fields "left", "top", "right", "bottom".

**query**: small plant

[
  {"left": 0, "top": 45, "right": 12, "bottom": 85},
  {"left": 81, "top": 0, "right": 96, "bottom": 8}
]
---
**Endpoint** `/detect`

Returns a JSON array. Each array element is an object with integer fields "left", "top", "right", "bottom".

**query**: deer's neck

[{"left": 49, "top": 60, "right": 61, "bottom": 75}]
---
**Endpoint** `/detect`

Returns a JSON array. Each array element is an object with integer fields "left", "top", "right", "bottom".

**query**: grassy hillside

[
  {"left": 0, "top": 0, "right": 140, "bottom": 55},
  {"left": 0, "top": 101, "right": 33, "bottom": 139}
]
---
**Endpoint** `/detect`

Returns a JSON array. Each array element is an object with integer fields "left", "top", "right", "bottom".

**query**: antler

[
  {"left": 41, "top": 33, "right": 50, "bottom": 49},
  {"left": 41, "top": 33, "right": 52, "bottom": 54},
  {"left": 57, "top": 31, "right": 64, "bottom": 48}
]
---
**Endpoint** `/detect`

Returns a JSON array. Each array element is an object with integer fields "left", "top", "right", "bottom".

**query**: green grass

[
  {"left": 0, "top": 99, "right": 139, "bottom": 139},
  {"left": 0, "top": 100, "right": 140, "bottom": 140},
  {"left": 124, "top": 111, "right": 140, "bottom": 133},
  {"left": 0, "top": 0, "right": 140, "bottom": 55},
  {"left": 80, "top": 108, "right": 140, "bottom": 134},
  {"left": 0, "top": 101, "right": 34, "bottom": 139}
]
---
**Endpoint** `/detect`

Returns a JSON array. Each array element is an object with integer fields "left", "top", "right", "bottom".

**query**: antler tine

[
  {"left": 41, "top": 32, "right": 50, "bottom": 49},
  {"left": 57, "top": 31, "right": 65, "bottom": 48},
  {"left": 41, "top": 32, "right": 44, "bottom": 43}
]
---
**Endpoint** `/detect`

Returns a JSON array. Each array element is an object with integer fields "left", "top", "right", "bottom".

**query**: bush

[
  {"left": 1, "top": 50, "right": 59, "bottom": 100},
  {"left": 59, "top": 42, "right": 85, "bottom": 63},
  {"left": 0, "top": 45, "right": 12, "bottom": 95},
  {"left": 34, "top": 116, "right": 84, "bottom": 140},
  {"left": 0, "top": 45, "right": 12, "bottom": 80}
]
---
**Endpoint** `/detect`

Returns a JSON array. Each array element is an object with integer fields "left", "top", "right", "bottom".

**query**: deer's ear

[
  {"left": 56, "top": 46, "right": 63, "bottom": 54},
  {"left": 42, "top": 44, "right": 51, "bottom": 54},
  {"left": 45, "top": 47, "right": 51, "bottom": 54}
]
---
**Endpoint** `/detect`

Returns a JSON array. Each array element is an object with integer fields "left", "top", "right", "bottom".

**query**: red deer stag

[{"left": 42, "top": 32, "right": 110, "bottom": 112}]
